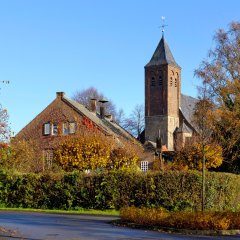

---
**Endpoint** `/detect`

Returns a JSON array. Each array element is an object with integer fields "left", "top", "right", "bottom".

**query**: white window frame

[
  {"left": 51, "top": 123, "right": 58, "bottom": 136},
  {"left": 43, "top": 122, "right": 58, "bottom": 136},
  {"left": 63, "top": 122, "right": 76, "bottom": 135},
  {"left": 140, "top": 161, "right": 149, "bottom": 172},
  {"left": 43, "top": 123, "right": 51, "bottom": 135}
]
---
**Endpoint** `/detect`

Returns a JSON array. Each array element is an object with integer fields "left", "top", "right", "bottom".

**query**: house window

[
  {"left": 63, "top": 122, "right": 76, "bottom": 135},
  {"left": 43, "top": 123, "right": 51, "bottom": 135},
  {"left": 69, "top": 122, "right": 76, "bottom": 134},
  {"left": 43, "top": 150, "right": 53, "bottom": 170},
  {"left": 140, "top": 161, "right": 149, "bottom": 172},
  {"left": 52, "top": 123, "right": 58, "bottom": 135},
  {"left": 43, "top": 123, "right": 58, "bottom": 136},
  {"left": 170, "top": 77, "right": 173, "bottom": 86},
  {"left": 63, "top": 123, "right": 69, "bottom": 135},
  {"left": 151, "top": 77, "right": 156, "bottom": 87},
  {"left": 175, "top": 78, "right": 177, "bottom": 87}
]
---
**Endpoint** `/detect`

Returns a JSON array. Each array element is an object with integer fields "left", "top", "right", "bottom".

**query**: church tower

[{"left": 145, "top": 35, "right": 181, "bottom": 151}]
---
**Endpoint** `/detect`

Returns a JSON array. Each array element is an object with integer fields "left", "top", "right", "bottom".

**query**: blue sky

[{"left": 0, "top": 0, "right": 239, "bottom": 134}]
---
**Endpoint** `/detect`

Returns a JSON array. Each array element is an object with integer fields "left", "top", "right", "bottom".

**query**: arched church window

[
  {"left": 151, "top": 77, "right": 156, "bottom": 87},
  {"left": 175, "top": 72, "right": 179, "bottom": 87},
  {"left": 158, "top": 71, "right": 163, "bottom": 86},
  {"left": 170, "top": 70, "right": 174, "bottom": 87},
  {"left": 158, "top": 76, "right": 163, "bottom": 86}
]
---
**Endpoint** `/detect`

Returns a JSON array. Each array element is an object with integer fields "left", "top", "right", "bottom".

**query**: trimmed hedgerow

[
  {"left": 120, "top": 206, "right": 240, "bottom": 230},
  {"left": 0, "top": 169, "right": 239, "bottom": 211}
]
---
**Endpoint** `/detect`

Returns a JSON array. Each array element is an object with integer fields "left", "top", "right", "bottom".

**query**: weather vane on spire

[{"left": 161, "top": 16, "right": 168, "bottom": 36}]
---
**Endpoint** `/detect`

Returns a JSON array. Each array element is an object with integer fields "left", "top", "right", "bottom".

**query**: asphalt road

[{"left": 0, "top": 211, "right": 239, "bottom": 240}]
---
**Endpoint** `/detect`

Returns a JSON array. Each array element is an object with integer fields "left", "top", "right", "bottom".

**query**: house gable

[{"left": 16, "top": 92, "right": 137, "bottom": 151}]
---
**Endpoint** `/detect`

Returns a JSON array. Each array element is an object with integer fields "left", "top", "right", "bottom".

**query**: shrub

[
  {"left": 120, "top": 206, "right": 240, "bottom": 230},
  {"left": 54, "top": 133, "right": 140, "bottom": 171},
  {"left": 0, "top": 170, "right": 239, "bottom": 211}
]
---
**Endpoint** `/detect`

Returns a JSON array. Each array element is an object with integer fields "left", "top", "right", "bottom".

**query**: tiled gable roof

[{"left": 63, "top": 96, "right": 136, "bottom": 142}]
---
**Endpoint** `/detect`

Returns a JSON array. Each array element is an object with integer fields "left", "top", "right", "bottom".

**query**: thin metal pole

[{"left": 202, "top": 150, "right": 206, "bottom": 212}]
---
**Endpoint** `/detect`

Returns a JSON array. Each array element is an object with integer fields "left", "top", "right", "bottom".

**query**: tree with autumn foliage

[
  {"left": 1, "top": 139, "right": 43, "bottom": 173},
  {"left": 173, "top": 143, "right": 223, "bottom": 171},
  {"left": 173, "top": 86, "right": 223, "bottom": 171},
  {"left": 54, "top": 131, "right": 140, "bottom": 172},
  {"left": 195, "top": 21, "right": 240, "bottom": 173},
  {"left": 54, "top": 133, "right": 111, "bottom": 171}
]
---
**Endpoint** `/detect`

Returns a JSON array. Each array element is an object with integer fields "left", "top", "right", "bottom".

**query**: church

[
  {"left": 14, "top": 30, "right": 198, "bottom": 171},
  {"left": 143, "top": 34, "right": 197, "bottom": 151}
]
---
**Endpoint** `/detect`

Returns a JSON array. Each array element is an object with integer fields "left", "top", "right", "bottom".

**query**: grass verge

[{"left": 0, "top": 207, "right": 119, "bottom": 216}]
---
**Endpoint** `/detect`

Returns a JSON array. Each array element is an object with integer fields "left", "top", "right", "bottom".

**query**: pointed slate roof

[
  {"left": 180, "top": 94, "right": 199, "bottom": 133},
  {"left": 145, "top": 36, "right": 180, "bottom": 68},
  {"left": 180, "top": 94, "right": 198, "bottom": 124}
]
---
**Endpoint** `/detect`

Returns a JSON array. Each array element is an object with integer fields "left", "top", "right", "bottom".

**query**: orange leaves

[
  {"left": 82, "top": 117, "right": 95, "bottom": 130},
  {"left": 120, "top": 206, "right": 240, "bottom": 230}
]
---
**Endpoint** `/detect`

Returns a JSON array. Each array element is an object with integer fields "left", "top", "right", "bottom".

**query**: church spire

[
  {"left": 145, "top": 36, "right": 180, "bottom": 68},
  {"left": 145, "top": 18, "right": 180, "bottom": 68}
]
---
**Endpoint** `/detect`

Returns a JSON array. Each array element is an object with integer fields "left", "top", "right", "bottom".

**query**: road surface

[{"left": 0, "top": 211, "right": 239, "bottom": 239}]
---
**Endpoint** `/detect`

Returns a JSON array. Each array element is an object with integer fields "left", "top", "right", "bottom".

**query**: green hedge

[{"left": 0, "top": 169, "right": 239, "bottom": 211}]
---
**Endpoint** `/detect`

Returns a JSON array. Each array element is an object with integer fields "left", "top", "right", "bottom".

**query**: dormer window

[{"left": 151, "top": 77, "right": 156, "bottom": 87}]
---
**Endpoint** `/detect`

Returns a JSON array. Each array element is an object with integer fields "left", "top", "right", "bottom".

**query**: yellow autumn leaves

[
  {"left": 173, "top": 143, "right": 223, "bottom": 171},
  {"left": 54, "top": 133, "right": 140, "bottom": 171}
]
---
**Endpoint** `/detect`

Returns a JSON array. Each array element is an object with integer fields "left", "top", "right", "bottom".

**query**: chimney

[
  {"left": 99, "top": 106, "right": 105, "bottom": 118},
  {"left": 90, "top": 98, "right": 97, "bottom": 113},
  {"left": 98, "top": 99, "right": 108, "bottom": 118},
  {"left": 105, "top": 114, "right": 113, "bottom": 121},
  {"left": 56, "top": 92, "right": 65, "bottom": 99}
]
